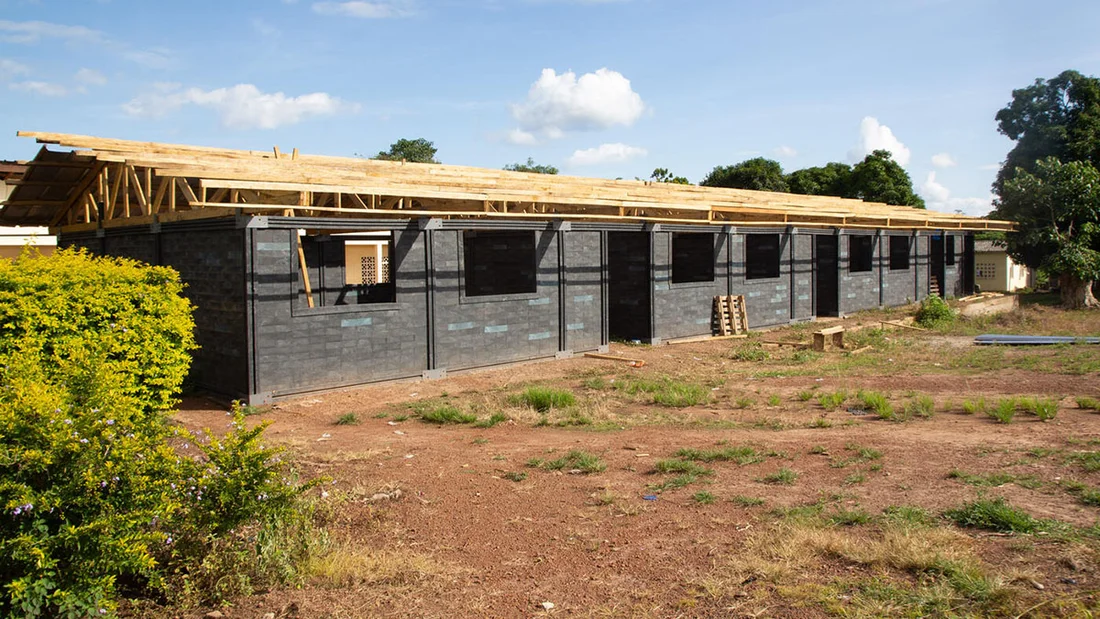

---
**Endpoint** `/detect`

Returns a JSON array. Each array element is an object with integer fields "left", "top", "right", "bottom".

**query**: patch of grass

[
  {"left": 692, "top": 491, "right": 717, "bottom": 505},
  {"left": 511, "top": 386, "right": 576, "bottom": 412},
  {"left": 961, "top": 397, "right": 987, "bottom": 415},
  {"left": 653, "top": 459, "right": 713, "bottom": 476},
  {"left": 236, "top": 402, "right": 264, "bottom": 417},
  {"left": 392, "top": 414, "right": 410, "bottom": 422},
  {"left": 809, "top": 445, "right": 828, "bottom": 455},
  {"left": 502, "top": 471, "right": 527, "bottom": 482},
  {"left": 944, "top": 497, "right": 1045, "bottom": 534},
  {"left": 1064, "top": 480, "right": 1100, "bottom": 507},
  {"left": 790, "top": 350, "right": 822, "bottom": 364},
  {"left": 540, "top": 450, "right": 606, "bottom": 474},
  {"left": 474, "top": 412, "right": 509, "bottom": 428},
  {"left": 731, "top": 343, "right": 769, "bottom": 362},
  {"left": 796, "top": 389, "right": 816, "bottom": 402},
  {"left": 947, "top": 469, "right": 1039, "bottom": 488},
  {"left": 807, "top": 417, "right": 833, "bottom": 429},
  {"left": 418, "top": 404, "right": 477, "bottom": 425},
  {"left": 987, "top": 398, "right": 1017, "bottom": 424},
  {"left": 731, "top": 495, "right": 765, "bottom": 507},
  {"left": 767, "top": 394, "right": 782, "bottom": 407},
  {"left": 829, "top": 507, "right": 872, "bottom": 526},
  {"left": 759, "top": 467, "right": 799, "bottom": 485},
  {"left": 552, "top": 409, "right": 593, "bottom": 427},
  {"left": 843, "top": 473, "right": 866, "bottom": 486},
  {"left": 1017, "top": 396, "right": 1058, "bottom": 421},
  {"left": 1077, "top": 396, "right": 1100, "bottom": 412},
  {"left": 882, "top": 505, "right": 935, "bottom": 527},
  {"left": 675, "top": 446, "right": 764, "bottom": 466},
  {"left": 817, "top": 390, "right": 849, "bottom": 411},
  {"left": 648, "top": 474, "right": 701, "bottom": 493},
  {"left": 615, "top": 376, "right": 709, "bottom": 408},
  {"left": 1066, "top": 451, "right": 1100, "bottom": 472},
  {"left": 845, "top": 443, "right": 882, "bottom": 461},
  {"left": 581, "top": 376, "right": 608, "bottom": 390},
  {"left": 471, "top": 437, "right": 489, "bottom": 445},
  {"left": 334, "top": 412, "right": 361, "bottom": 426},
  {"left": 734, "top": 396, "right": 755, "bottom": 409},
  {"left": 857, "top": 390, "right": 894, "bottom": 420},
  {"left": 904, "top": 395, "right": 936, "bottom": 419}
]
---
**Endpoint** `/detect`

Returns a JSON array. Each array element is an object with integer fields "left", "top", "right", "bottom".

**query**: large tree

[
  {"left": 994, "top": 70, "right": 1100, "bottom": 194},
  {"left": 700, "top": 157, "right": 788, "bottom": 192},
  {"left": 504, "top": 158, "right": 558, "bottom": 174},
  {"left": 996, "top": 158, "right": 1100, "bottom": 307},
  {"left": 845, "top": 150, "right": 925, "bottom": 208},
  {"left": 993, "top": 70, "right": 1100, "bottom": 308},
  {"left": 786, "top": 162, "right": 852, "bottom": 197},
  {"left": 374, "top": 138, "right": 439, "bottom": 164}
]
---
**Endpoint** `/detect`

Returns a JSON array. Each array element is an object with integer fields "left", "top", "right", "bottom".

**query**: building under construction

[{"left": 0, "top": 132, "right": 1013, "bottom": 403}]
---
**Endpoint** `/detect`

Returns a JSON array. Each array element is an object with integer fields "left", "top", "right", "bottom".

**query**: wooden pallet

[{"left": 714, "top": 295, "right": 749, "bottom": 336}]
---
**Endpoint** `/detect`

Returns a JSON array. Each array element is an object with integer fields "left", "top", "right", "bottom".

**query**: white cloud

[
  {"left": 123, "top": 83, "right": 359, "bottom": 129},
  {"left": 567, "top": 142, "right": 647, "bottom": 166},
  {"left": 122, "top": 48, "right": 175, "bottom": 69},
  {"left": 0, "top": 19, "right": 105, "bottom": 44},
  {"left": 511, "top": 68, "right": 645, "bottom": 138},
  {"left": 920, "top": 171, "right": 993, "bottom": 217},
  {"left": 9, "top": 81, "right": 69, "bottom": 97},
  {"left": 0, "top": 58, "right": 30, "bottom": 80},
  {"left": 931, "top": 152, "right": 956, "bottom": 168},
  {"left": 773, "top": 145, "right": 798, "bottom": 158},
  {"left": 75, "top": 68, "right": 107, "bottom": 86},
  {"left": 848, "top": 116, "right": 910, "bottom": 166},
  {"left": 505, "top": 128, "right": 539, "bottom": 146},
  {"left": 312, "top": 1, "right": 414, "bottom": 18}
]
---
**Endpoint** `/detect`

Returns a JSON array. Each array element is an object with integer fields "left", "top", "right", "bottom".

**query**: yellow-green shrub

[{"left": 0, "top": 248, "right": 196, "bottom": 413}]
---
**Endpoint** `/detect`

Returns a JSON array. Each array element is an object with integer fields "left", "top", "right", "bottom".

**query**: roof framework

[{"left": 0, "top": 132, "right": 1015, "bottom": 232}]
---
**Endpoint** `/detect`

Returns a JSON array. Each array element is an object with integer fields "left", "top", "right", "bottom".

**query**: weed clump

[
  {"left": 537, "top": 450, "right": 606, "bottom": 474},
  {"left": 961, "top": 397, "right": 988, "bottom": 415},
  {"left": 817, "top": 390, "right": 849, "bottom": 411},
  {"left": 418, "top": 404, "right": 477, "bottom": 425},
  {"left": 692, "top": 491, "right": 717, "bottom": 505},
  {"left": 944, "top": 497, "right": 1046, "bottom": 533},
  {"left": 675, "top": 445, "right": 764, "bottom": 466},
  {"left": 335, "top": 412, "right": 361, "bottom": 425},
  {"left": 512, "top": 386, "right": 576, "bottom": 412},
  {"left": 857, "top": 390, "right": 894, "bottom": 420},
  {"left": 614, "top": 376, "right": 709, "bottom": 408},
  {"left": 731, "top": 343, "right": 769, "bottom": 362},
  {"left": 1077, "top": 396, "right": 1100, "bottom": 412},
  {"left": 987, "top": 399, "right": 1017, "bottom": 424},
  {"left": 904, "top": 395, "right": 936, "bottom": 419},
  {"left": 915, "top": 295, "right": 956, "bottom": 328},
  {"left": 759, "top": 467, "right": 799, "bottom": 485},
  {"left": 474, "top": 412, "right": 509, "bottom": 428},
  {"left": 731, "top": 495, "right": 765, "bottom": 507}
]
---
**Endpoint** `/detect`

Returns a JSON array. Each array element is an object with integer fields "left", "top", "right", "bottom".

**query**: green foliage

[
  {"left": 0, "top": 248, "right": 196, "bottom": 414},
  {"left": 418, "top": 404, "right": 477, "bottom": 424},
  {"left": 786, "top": 162, "right": 852, "bottom": 197},
  {"left": 1065, "top": 450, "right": 1100, "bottom": 472},
  {"left": 675, "top": 445, "right": 763, "bottom": 465},
  {"left": 767, "top": 394, "right": 782, "bottom": 407},
  {"left": 474, "top": 412, "right": 509, "bottom": 428},
  {"left": 0, "top": 350, "right": 315, "bottom": 617},
  {"left": 846, "top": 442, "right": 883, "bottom": 461},
  {"left": 759, "top": 467, "right": 799, "bottom": 485},
  {"left": 881, "top": 505, "right": 935, "bottom": 527},
  {"left": 650, "top": 168, "right": 691, "bottom": 185},
  {"left": 512, "top": 386, "right": 576, "bottom": 412},
  {"left": 1017, "top": 396, "right": 1058, "bottom": 420},
  {"left": 613, "top": 376, "right": 708, "bottom": 408},
  {"left": 847, "top": 150, "right": 926, "bottom": 208},
  {"left": 373, "top": 137, "right": 439, "bottom": 163},
  {"left": 691, "top": 491, "right": 716, "bottom": 505},
  {"left": 817, "top": 390, "right": 848, "bottom": 411},
  {"left": 653, "top": 459, "right": 713, "bottom": 476},
  {"left": 502, "top": 471, "right": 527, "bottom": 483},
  {"left": 700, "top": 157, "right": 789, "bottom": 192},
  {"left": 334, "top": 412, "right": 360, "bottom": 426},
  {"left": 905, "top": 395, "right": 936, "bottom": 419},
  {"left": 539, "top": 450, "right": 605, "bottom": 474},
  {"left": 1077, "top": 396, "right": 1100, "bottom": 411},
  {"left": 504, "top": 157, "right": 559, "bottom": 174},
  {"left": 829, "top": 507, "right": 871, "bottom": 526},
  {"left": 730, "top": 342, "right": 769, "bottom": 362},
  {"left": 944, "top": 497, "right": 1045, "bottom": 534},
  {"left": 857, "top": 390, "right": 894, "bottom": 419},
  {"left": 796, "top": 390, "right": 816, "bottom": 402},
  {"left": 961, "top": 397, "right": 988, "bottom": 415},
  {"left": 988, "top": 399, "right": 1018, "bottom": 424},
  {"left": 1064, "top": 480, "right": 1100, "bottom": 507},
  {"left": 915, "top": 295, "right": 956, "bottom": 328},
  {"left": 730, "top": 495, "right": 765, "bottom": 507}
]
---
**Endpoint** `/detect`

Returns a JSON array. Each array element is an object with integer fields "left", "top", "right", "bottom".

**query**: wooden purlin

[{"left": 14, "top": 131, "right": 1016, "bottom": 232}]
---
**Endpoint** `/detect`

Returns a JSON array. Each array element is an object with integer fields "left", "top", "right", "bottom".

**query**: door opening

[
  {"left": 607, "top": 232, "right": 652, "bottom": 342},
  {"left": 815, "top": 235, "right": 839, "bottom": 317}
]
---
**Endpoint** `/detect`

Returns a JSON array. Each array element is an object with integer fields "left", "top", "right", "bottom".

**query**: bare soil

[{"left": 170, "top": 303, "right": 1100, "bottom": 618}]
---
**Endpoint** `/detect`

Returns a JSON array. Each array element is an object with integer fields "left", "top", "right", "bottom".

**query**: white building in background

[
  {"left": 1, "top": 164, "right": 56, "bottom": 259},
  {"left": 974, "top": 240, "right": 1033, "bottom": 292}
]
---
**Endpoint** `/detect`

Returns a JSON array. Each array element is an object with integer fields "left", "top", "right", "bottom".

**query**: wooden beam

[{"left": 296, "top": 235, "right": 314, "bottom": 309}]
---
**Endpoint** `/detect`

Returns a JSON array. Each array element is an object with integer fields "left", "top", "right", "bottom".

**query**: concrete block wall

[
  {"left": 944, "top": 233, "right": 963, "bottom": 298},
  {"left": 734, "top": 231, "right": 793, "bottom": 328},
  {"left": 431, "top": 228, "right": 561, "bottom": 369},
  {"left": 561, "top": 231, "right": 605, "bottom": 353},
  {"left": 838, "top": 232, "right": 883, "bottom": 315},
  {"left": 652, "top": 230, "right": 730, "bottom": 341},
  {"left": 249, "top": 225, "right": 428, "bottom": 399},
  {"left": 882, "top": 233, "right": 921, "bottom": 307},
  {"left": 791, "top": 233, "right": 814, "bottom": 321}
]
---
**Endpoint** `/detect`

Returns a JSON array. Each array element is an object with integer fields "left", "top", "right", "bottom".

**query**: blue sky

[{"left": 2, "top": 0, "right": 1099, "bottom": 216}]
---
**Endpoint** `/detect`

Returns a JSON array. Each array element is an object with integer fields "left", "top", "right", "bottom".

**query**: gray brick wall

[
  {"left": 883, "top": 233, "right": 919, "bottom": 307},
  {"left": 733, "top": 232, "right": 793, "bottom": 328},
  {"left": 791, "top": 234, "right": 814, "bottom": 321},
  {"left": 944, "top": 233, "right": 963, "bottom": 298},
  {"left": 431, "top": 229, "right": 561, "bottom": 369},
  {"left": 562, "top": 231, "right": 604, "bottom": 352},
  {"left": 838, "top": 233, "right": 883, "bottom": 315},
  {"left": 652, "top": 231, "right": 730, "bottom": 341}
]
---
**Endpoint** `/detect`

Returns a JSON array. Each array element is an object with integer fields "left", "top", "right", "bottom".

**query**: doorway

[
  {"left": 607, "top": 232, "right": 652, "bottom": 342},
  {"left": 815, "top": 235, "right": 839, "bottom": 317},
  {"left": 930, "top": 235, "right": 946, "bottom": 298},
  {"left": 962, "top": 235, "right": 976, "bottom": 295}
]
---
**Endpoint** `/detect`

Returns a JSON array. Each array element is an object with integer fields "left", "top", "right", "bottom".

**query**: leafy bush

[
  {"left": 988, "top": 398, "right": 1018, "bottom": 424},
  {"left": 857, "top": 390, "right": 894, "bottom": 419},
  {"left": 905, "top": 395, "right": 936, "bottom": 419},
  {"left": 0, "top": 248, "right": 196, "bottom": 413},
  {"left": 915, "top": 295, "right": 956, "bottom": 328},
  {"left": 0, "top": 252, "right": 316, "bottom": 617}
]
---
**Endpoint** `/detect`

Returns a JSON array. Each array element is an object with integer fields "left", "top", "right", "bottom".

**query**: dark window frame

[
  {"left": 745, "top": 233, "right": 782, "bottom": 280},
  {"left": 670, "top": 232, "right": 716, "bottom": 284},
  {"left": 462, "top": 230, "right": 539, "bottom": 298},
  {"left": 945, "top": 234, "right": 956, "bottom": 266},
  {"left": 889, "top": 235, "right": 910, "bottom": 271},
  {"left": 291, "top": 230, "right": 399, "bottom": 316},
  {"left": 849, "top": 235, "right": 874, "bottom": 273}
]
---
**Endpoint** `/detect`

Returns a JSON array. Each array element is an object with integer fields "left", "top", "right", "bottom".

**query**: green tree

[
  {"left": 650, "top": 168, "right": 691, "bottom": 184},
  {"left": 700, "top": 157, "right": 788, "bottom": 192},
  {"left": 993, "top": 70, "right": 1100, "bottom": 195},
  {"left": 786, "top": 162, "right": 852, "bottom": 196},
  {"left": 845, "top": 150, "right": 925, "bottom": 208},
  {"left": 504, "top": 158, "right": 559, "bottom": 174},
  {"left": 374, "top": 138, "right": 439, "bottom": 163},
  {"left": 995, "top": 157, "right": 1100, "bottom": 308}
]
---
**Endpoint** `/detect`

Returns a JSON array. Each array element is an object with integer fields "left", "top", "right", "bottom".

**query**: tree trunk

[{"left": 1059, "top": 273, "right": 1099, "bottom": 309}]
